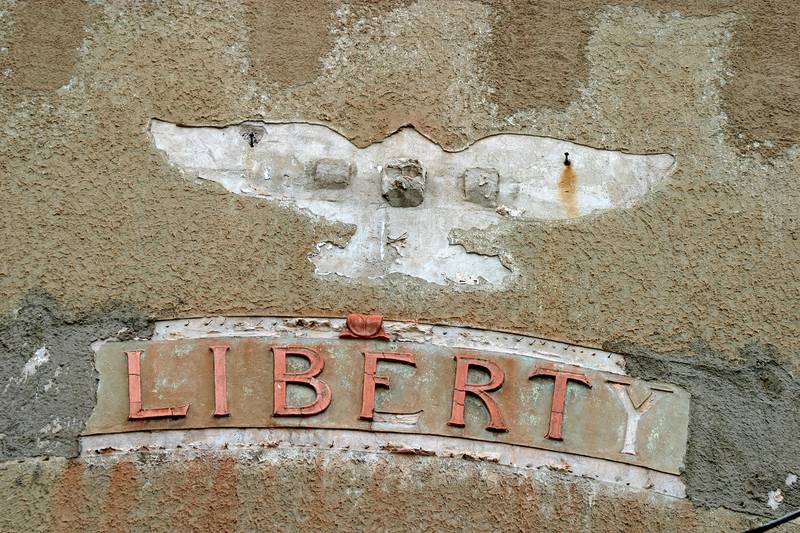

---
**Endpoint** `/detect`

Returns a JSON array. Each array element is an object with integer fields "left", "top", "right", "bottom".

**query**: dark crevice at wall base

[
  {"left": 610, "top": 341, "right": 800, "bottom": 518},
  {"left": 0, "top": 294, "right": 152, "bottom": 461}
]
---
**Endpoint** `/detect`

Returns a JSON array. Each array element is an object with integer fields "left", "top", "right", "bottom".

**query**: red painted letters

[
  {"left": 272, "top": 346, "right": 332, "bottom": 416},
  {"left": 125, "top": 350, "right": 189, "bottom": 420},
  {"left": 529, "top": 363, "right": 592, "bottom": 440},
  {"left": 448, "top": 355, "right": 508, "bottom": 432},
  {"left": 360, "top": 351, "right": 417, "bottom": 420},
  {"left": 123, "top": 345, "right": 599, "bottom": 442},
  {"left": 209, "top": 345, "right": 230, "bottom": 416},
  {"left": 103, "top": 333, "right": 688, "bottom": 476}
]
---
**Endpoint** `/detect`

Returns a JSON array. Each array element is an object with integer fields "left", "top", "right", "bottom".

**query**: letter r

[{"left": 448, "top": 355, "right": 508, "bottom": 432}]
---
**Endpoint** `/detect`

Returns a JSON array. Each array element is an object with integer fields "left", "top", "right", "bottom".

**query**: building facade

[{"left": 1, "top": 1, "right": 798, "bottom": 531}]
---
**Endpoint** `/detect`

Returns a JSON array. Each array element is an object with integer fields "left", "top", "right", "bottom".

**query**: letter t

[{"left": 529, "top": 363, "right": 591, "bottom": 440}]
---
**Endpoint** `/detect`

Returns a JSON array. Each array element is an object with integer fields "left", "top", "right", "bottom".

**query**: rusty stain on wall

[
  {"left": 150, "top": 119, "right": 674, "bottom": 285},
  {"left": 50, "top": 461, "right": 86, "bottom": 531},
  {"left": 0, "top": 2, "right": 792, "bottom": 368},
  {"left": 1, "top": 0, "right": 799, "bottom": 528},
  {"left": 100, "top": 461, "right": 139, "bottom": 532},
  {"left": 558, "top": 158, "right": 579, "bottom": 218},
  {"left": 2, "top": 452, "right": 770, "bottom": 532}
]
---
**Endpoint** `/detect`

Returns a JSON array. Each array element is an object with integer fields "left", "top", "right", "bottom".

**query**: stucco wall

[
  {"left": 1, "top": 1, "right": 798, "bottom": 530},
  {"left": 0, "top": 451, "right": 769, "bottom": 533}
]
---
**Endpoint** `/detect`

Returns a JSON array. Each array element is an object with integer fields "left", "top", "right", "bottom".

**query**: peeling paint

[
  {"left": 79, "top": 427, "right": 686, "bottom": 497},
  {"left": 0, "top": 0, "right": 798, "bottom": 528},
  {"left": 620, "top": 343, "right": 800, "bottom": 517},
  {"left": 151, "top": 316, "right": 627, "bottom": 373},
  {"left": 151, "top": 120, "right": 674, "bottom": 285}
]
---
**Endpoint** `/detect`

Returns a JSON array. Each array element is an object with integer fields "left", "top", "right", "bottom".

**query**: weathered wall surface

[
  {"left": 0, "top": 295, "right": 151, "bottom": 459},
  {"left": 0, "top": 451, "right": 767, "bottom": 533},
  {"left": 1, "top": 0, "right": 798, "bottom": 530}
]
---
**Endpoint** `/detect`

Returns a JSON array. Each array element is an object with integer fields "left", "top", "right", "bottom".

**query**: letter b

[{"left": 272, "top": 346, "right": 332, "bottom": 416}]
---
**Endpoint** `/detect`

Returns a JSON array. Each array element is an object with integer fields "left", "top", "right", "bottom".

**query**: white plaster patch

[
  {"left": 767, "top": 488, "right": 784, "bottom": 510},
  {"left": 786, "top": 473, "right": 798, "bottom": 487},
  {"left": 22, "top": 346, "right": 49, "bottom": 380},
  {"left": 152, "top": 316, "right": 626, "bottom": 374},
  {"left": 39, "top": 419, "right": 64, "bottom": 435},
  {"left": 150, "top": 120, "right": 675, "bottom": 285},
  {"left": 79, "top": 427, "right": 685, "bottom": 498},
  {"left": 35, "top": 416, "right": 80, "bottom": 450}
]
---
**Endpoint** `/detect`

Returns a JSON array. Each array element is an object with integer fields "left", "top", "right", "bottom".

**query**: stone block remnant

[
  {"left": 313, "top": 158, "right": 353, "bottom": 189},
  {"left": 463, "top": 167, "right": 500, "bottom": 207},
  {"left": 382, "top": 158, "right": 426, "bottom": 207}
]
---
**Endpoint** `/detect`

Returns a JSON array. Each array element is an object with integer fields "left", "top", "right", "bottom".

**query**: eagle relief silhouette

[{"left": 150, "top": 120, "right": 675, "bottom": 285}]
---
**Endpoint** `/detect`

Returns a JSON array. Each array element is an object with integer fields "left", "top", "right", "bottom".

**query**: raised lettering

[
  {"left": 272, "top": 346, "right": 332, "bottom": 416},
  {"left": 609, "top": 381, "right": 670, "bottom": 455},
  {"left": 360, "top": 351, "right": 416, "bottom": 420},
  {"left": 529, "top": 364, "right": 591, "bottom": 440},
  {"left": 125, "top": 350, "right": 189, "bottom": 420},
  {"left": 209, "top": 345, "right": 230, "bottom": 416},
  {"left": 448, "top": 355, "right": 508, "bottom": 432}
]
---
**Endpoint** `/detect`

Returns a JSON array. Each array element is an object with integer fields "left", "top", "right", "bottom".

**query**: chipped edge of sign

[
  {"left": 79, "top": 427, "right": 685, "bottom": 498},
  {"left": 151, "top": 316, "right": 626, "bottom": 374}
]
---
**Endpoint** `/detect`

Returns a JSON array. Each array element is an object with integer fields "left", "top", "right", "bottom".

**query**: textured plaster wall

[
  {"left": 0, "top": 451, "right": 779, "bottom": 533},
  {"left": 1, "top": 0, "right": 797, "bottom": 364},
  {"left": 0, "top": 0, "right": 798, "bottom": 528}
]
